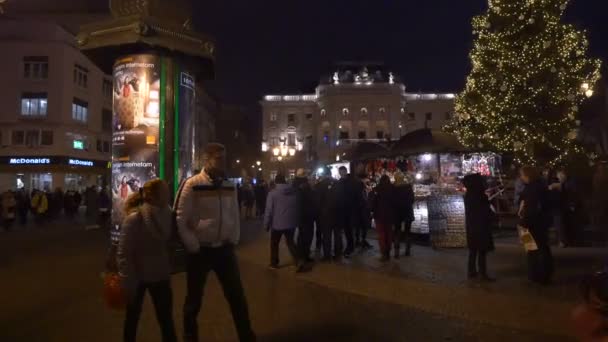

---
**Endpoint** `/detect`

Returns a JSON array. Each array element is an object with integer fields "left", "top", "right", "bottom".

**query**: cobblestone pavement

[{"left": 1, "top": 220, "right": 604, "bottom": 341}]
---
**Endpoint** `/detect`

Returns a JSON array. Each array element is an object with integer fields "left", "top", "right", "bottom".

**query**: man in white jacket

[{"left": 175, "top": 143, "right": 255, "bottom": 342}]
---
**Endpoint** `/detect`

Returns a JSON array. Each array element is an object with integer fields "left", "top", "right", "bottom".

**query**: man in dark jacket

[
  {"left": 315, "top": 167, "right": 340, "bottom": 261},
  {"left": 254, "top": 181, "right": 268, "bottom": 218},
  {"left": 350, "top": 165, "right": 372, "bottom": 250},
  {"left": 335, "top": 166, "right": 355, "bottom": 257},
  {"left": 293, "top": 169, "right": 315, "bottom": 262}
]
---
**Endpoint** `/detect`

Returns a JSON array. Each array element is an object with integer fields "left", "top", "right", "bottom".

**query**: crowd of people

[{"left": 0, "top": 186, "right": 112, "bottom": 231}]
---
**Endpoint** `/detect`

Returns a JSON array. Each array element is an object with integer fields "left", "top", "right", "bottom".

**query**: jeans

[
  {"left": 321, "top": 221, "right": 343, "bottom": 259},
  {"left": 297, "top": 222, "right": 314, "bottom": 260},
  {"left": 468, "top": 250, "right": 487, "bottom": 277},
  {"left": 353, "top": 210, "right": 371, "bottom": 245},
  {"left": 183, "top": 245, "right": 255, "bottom": 342},
  {"left": 124, "top": 279, "right": 177, "bottom": 342},
  {"left": 270, "top": 228, "right": 299, "bottom": 266}
]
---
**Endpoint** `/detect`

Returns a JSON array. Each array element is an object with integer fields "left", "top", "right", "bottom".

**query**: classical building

[
  {"left": 260, "top": 64, "right": 456, "bottom": 179},
  {"left": 0, "top": 17, "right": 113, "bottom": 191}
]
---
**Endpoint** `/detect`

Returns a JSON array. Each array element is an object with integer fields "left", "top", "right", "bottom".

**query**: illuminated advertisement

[
  {"left": 110, "top": 55, "right": 161, "bottom": 241},
  {"left": 176, "top": 70, "right": 196, "bottom": 189}
]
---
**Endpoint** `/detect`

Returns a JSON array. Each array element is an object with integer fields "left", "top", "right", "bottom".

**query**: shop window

[
  {"left": 102, "top": 109, "right": 112, "bottom": 132},
  {"left": 12, "top": 130, "right": 25, "bottom": 145},
  {"left": 72, "top": 98, "right": 88, "bottom": 123},
  {"left": 74, "top": 64, "right": 88, "bottom": 88},
  {"left": 358, "top": 131, "right": 367, "bottom": 139},
  {"left": 65, "top": 174, "right": 82, "bottom": 191},
  {"left": 23, "top": 56, "right": 48, "bottom": 80},
  {"left": 31, "top": 173, "right": 53, "bottom": 191},
  {"left": 408, "top": 112, "right": 416, "bottom": 121},
  {"left": 270, "top": 112, "right": 278, "bottom": 122},
  {"left": 40, "top": 131, "right": 53, "bottom": 146},
  {"left": 21, "top": 92, "right": 48, "bottom": 117},
  {"left": 103, "top": 141, "right": 110, "bottom": 153},
  {"left": 342, "top": 108, "right": 349, "bottom": 116},
  {"left": 25, "top": 130, "right": 40, "bottom": 146},
  {"left": 376, "top": 131, "right": 385, "bottom": 140},
  {"left": 102, "top": 79, "right": 113, "bottom": 100},
  {"left": 96, "top": 139, "right": 103, "bottom": 152}
]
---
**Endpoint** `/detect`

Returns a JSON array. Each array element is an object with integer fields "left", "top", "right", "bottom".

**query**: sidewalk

[{"left": 238, "top": 222, "right": 607, "bottom": 338}]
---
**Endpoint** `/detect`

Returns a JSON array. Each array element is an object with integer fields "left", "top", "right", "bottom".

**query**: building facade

[
  {"left": 260, "top": 64, "right": 456, "bottom": 178},
  {"left": 0, "top": 17, "right": 112, "bottom": 191}
]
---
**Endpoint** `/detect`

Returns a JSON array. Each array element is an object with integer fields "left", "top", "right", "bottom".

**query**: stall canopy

[
  {"left": 390, "top": 129, "right": 468, "bottom": 157},
  {"left": 342, "top": 141, "right": 391, "bottom": 161}
]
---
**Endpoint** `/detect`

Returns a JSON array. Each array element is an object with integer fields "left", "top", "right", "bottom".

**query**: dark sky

[{"left": 192, "top": 0, "right": 608, "bottom": 105}]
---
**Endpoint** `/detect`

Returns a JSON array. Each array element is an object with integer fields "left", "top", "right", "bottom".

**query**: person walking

[
  {"left": 371, "top": 175, "right": 396, "bottom": 262},
  {"left": 315, "top": 167, "right": 339, "bottom": 261},
  {"left": 99, "top": 187, "right": 111, "bottom": 229},
  {"left": 393, "top": 173, "right": 415, "bottom": 258},
  {"left": 117, "top": 179, "right": 177, "bottom": 342},
  {"left": 549, "top": 169, "right": 582, "bottom": 247},
  {"left": 30, "top": 189, "right": 48, "bottom": 225},
  {"left": 176, "top": 143, "right": 255, "bottom": 342},
  {"left": 1, "top": 190, "right": 17, "bottom": 232},
  {"left": 15, "top": 189, "right": 29, "bottom": 226},
  {"left": 264, "top": 173, "right": 304, "bottom": 271},
  {"left": 463, "top": 174, "right": 495, "bottom": 281},
  {"left": 85, "top": 186, "right": 100, "bottom": 226},
  {"left": 336, "top": 166, "right": 355, "bottom": 257},
  {"left": 352, "top": 165, "right": 372, "bottom": 250},
  {"left": 293, "top": 169, "right": 315, "bottom": 263},
  {"left": 242, "top": 182, "right": 255, "bottom": 220},
  {"left": 519, "top": 166, "right": 554, "bottom": 285},
  {"left": 254, "top": 181, "right": 268, "bottom": 218}
]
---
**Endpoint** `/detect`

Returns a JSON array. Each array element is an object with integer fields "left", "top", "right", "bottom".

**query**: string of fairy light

[{"left": 445, "top": 0, "right": 601, "bottom": 167}]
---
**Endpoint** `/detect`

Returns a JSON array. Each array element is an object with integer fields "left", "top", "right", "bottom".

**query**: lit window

[
  {"left": 320, "top": 109, "right": 326, "bottom": 117},
  {"left": 361, "top": 108, "right": 368, "bottom": 116},
  {"left": 74, "top": 64, "right": 88, "bottom": 88},
  {"left": 23, "top": 56, "right": 48, "bottom": 80},
  {"left": 270, "top": 113, "right": 278, "bottom": 122},
  {"left": 342, "top": 108, "right": 349, "bottom": 116},
  {"left": 21, "top": 93, "right": 48, "bottom": 117},
  {"left": 72, "top": 98, "right": 88, "bottom": 123}
]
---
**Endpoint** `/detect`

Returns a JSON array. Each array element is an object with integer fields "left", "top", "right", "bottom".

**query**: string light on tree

[{"left": 445, "top": 0, "right": 601, "bottom": 167}]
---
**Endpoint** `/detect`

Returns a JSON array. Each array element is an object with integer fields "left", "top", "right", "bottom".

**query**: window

[
  {"left": 342, "top": 108, "right": 349, "bottom": 116},
  {"left": 103, "top": 141, "right": 110, "bottom": 153},
  {"left": 376, "top": 131, "right": 385, "bottom": 139},
  {"left": 25, "top": 130, "right": 40, "bottom": 146},
  {"left": 361, "top": 108, "right": 368, "bottom": 116},
  {"left": 320, "top": 109, "right": 326, "bottom": 117},
  {"left": 12, "top": 131, "right": 24, "bottom": 145},
  {"left": 358, "top": 131, "right": 367, "bottom": 139},
  {"left": 96, "top": 139, "right": 103, "bottom": 152},
  {"left": 102, "top": 109, "right": 112, "bottom": 132},
  {"left": 72, "top": 98, "right": 88, "bottom": 122},
  {"left": 305, "top": 113, "right": 313, "bottom": 120},
  {"left": 23, "top": 56, "right": 48, "bottom": 80},
  {"left": 74, "top": 64, "right": 88, "bottom": 88},
  {"left": 287, "top": 114, "right": 296, "bottom": 125},
  {"left": 425, "top": 112, "right": 433, "bottom": 121},
  {"left": 287, "top": 133, "right": 296, "bottom": 146},
  {"left": 21, "top": 93, "right": 48, "bottom": 117},
  {"left": 102, "top": 79, "right": 113, "bottom": 99},
  {"left": 339, "top": 131, "right": 349, "bottom": 140},
  {"left": 270, "top": 137, "right": 279, "bottom": 146},
  {"left": 379, "top": 107, "right": 386, "bottom": 115},
  {"left": 408, "top": 112, "right": 416, "bottom": 121},
  {"left": 41, "top": 131, "right": 53, "bottom": 146},
  {"left": 270, "top": 112, "right": 278, "bottom": 122}
]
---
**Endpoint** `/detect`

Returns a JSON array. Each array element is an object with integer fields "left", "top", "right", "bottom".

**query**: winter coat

[
  {"left": 464, "top": 191, "right": 495, "bottom": 252},
  {"left": 394, "top": 184, "right": 415, "bottom": 222},
  {"left": 314, "top": 178, "right": 337, "bottom": 225},
  {"left": 176, "top": 170, "right": 240, "bottom": 253},
  {"left": 519, "top": 179, "right": 552, "bottom": 245},
  {"left": 293, "top": 177, "right": 316, "bottom": 224},
  {"left": 117, "top": 203, "right": 173, "bottom": 284},
  {"left": 264, "top": 183, "right": 298, "bottom": 231},
  {"left": 372, "top": 183, "right": 396, "bottom": 225}
]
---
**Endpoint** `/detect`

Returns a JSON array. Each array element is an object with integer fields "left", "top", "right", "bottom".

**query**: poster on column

[
  {"left": 110, "top": 55, "right": 161, "bottom": 243},
  {"left": 177, "top": 70, "right": 196, "bottom": 186}
]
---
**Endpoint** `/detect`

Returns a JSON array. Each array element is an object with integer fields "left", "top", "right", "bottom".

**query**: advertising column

[
  {"left": 175, "top": 69, "right": 196, "bottom": 193},
  {"left": 110, "top": 55, "right": 161, "bottom": 241}
]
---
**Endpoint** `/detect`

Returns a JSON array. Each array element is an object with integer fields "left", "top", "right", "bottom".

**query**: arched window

[
  {"left": 361, "top": 107, "right": 368, "bottom": 116},
  {"left": 320, "top": 109, "right": 326, "bottom": 117},
  {"left": 379, "top": 107, "right": 386, "bottom": 115},
  {"left": 342, "top": 108, "right": 349, "bottom": 116}
]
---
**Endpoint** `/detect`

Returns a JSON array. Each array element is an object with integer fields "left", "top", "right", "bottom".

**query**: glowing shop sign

[
  {"left": 68, "top": 159, "right": 94, "bottom": 167},
  {"left": 9, "top": 158, "right": 51, "bottom": 165},
  {"left": 73, "top": 140, "right": 85, "bottom": 150}
]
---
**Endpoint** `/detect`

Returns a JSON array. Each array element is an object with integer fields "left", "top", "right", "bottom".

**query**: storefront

[{"left": 0, "top": 156, "right": 111, "bottom": 192}]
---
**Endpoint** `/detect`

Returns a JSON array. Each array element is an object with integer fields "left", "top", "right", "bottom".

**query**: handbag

[
  {"left": 517, "top": 225, "right": 538, "bottom": 252},
  {"left": 103, "top": 272, "right": 126, "bottom": 311}
]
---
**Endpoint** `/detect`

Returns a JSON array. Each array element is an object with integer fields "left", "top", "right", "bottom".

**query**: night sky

[{"left": 192, "top": 0, "right": 608, "bottom": 105}]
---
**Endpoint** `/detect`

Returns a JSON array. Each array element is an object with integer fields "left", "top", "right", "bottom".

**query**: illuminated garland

[{"left": 445, "top": 0, "right": 601, "bottom": 167}]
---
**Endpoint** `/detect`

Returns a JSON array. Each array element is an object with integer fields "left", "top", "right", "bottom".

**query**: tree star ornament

[{"left": 444, "top": 0, "right": 602, "bottom": 167}]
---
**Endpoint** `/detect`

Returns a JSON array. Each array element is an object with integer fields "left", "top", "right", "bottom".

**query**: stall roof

[
  {"left": 342, "top": 141, "right": 391, "bottom": 161},
  {"left": 390, "top": 129, "right": 469, "bottom": 157}
]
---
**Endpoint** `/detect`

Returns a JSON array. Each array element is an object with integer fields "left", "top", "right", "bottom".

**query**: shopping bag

[
  {"left": 517, "top": 225, "right": 538, "bottom": 252},
  {"left": 103, "top": 272, "right": 126, "bottom": 311}
]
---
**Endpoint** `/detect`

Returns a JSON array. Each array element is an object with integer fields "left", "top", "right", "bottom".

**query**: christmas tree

[{"left": 446, "top": 0, "right": 602, "bottom": 166}]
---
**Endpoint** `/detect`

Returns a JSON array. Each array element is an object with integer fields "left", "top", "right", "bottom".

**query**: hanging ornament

[
  {"left": 478, "top": 142, "right": 484, "bottom": 148},
  {"left": 568, "top": 129, "right": 578, "bottom": 140},
  {"left": 490, "top": 78, "right": 497, "bottom": 85},
  {"left": 519, "top": 14, "right": 525, "bottom": 20},
  {"left": 460, "top": 112, "right": 471, "bottom": 120},
  {"left": 500, "top": 84, "right": 508, "bottom": 92},
  {"left": 560, "top": 3, "right": 567, "bottom": 10},
  {"left": 551, "top": 66, "right": 557, "bottom": 73},
  {"left": 567, "top": 94, "right": 575, "bottom": 101},
  {"left": 568, "top": 113, "right": 575, "bottom": 120},
  {"left": 572, "top": 105, "right": 579, "bottom": 112},
  {"left": 485, "top": 21, "right": 491, "bottom": 29},
  {"left": 541, "top": 136, "right": 546, "bottom": 142},
  {"left": 543, "top": 41, "right": 552, "bottom": 49},
  {"left": 514, "top": 141, "right": 523, "bottom": 149},
  {"left": 495, "top": 7, "right": 501, "bottom": 14},
  {"left": 576, "top": 50, "right": 583, "bottom": 56},
  {"left": 528, "top": 18, "right": 535, "bottom": 24}
]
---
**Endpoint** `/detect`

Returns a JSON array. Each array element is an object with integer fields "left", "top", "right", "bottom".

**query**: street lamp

[
  {"left": 277, "top": 156, "right": 283, "bottom": 161},
  {"left": 280, "top": 145, "right": 288, "bottom": 157},
  {"left": 585, "top": 89, "right": 594, "bottom": 98},
  {"left": 273, "top": 148, "right": 280, "bottom": 156},
  {"left": 236, "top": 159, "right": 240, "bottom": 164},
  {"left": 288, "top": 148, "right": 296, "bottom": 157},
  {"left": 256, "top": 161, "right": 261, "bottom": 166}
]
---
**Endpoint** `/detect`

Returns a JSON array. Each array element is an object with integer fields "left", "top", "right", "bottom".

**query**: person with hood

[
  {"left": 293, "top": 169, "right": 316, "bottom": 263},
  {"left": 393, "top": 173, "right": 415, "bottom": 258},
  {"left": 519, "top": 166, "right": 554, "bottom": 285},
  {"left": 372, "top": 175, "right": 397, "bottom": 262},
  {"left": 463, "top": 174, "right": 495, "bottom": 281},
  {"left": 117, "top": 179, "right": 177, "bottom": 342},
  {"left": 176, "top": 143, "right": 255, "bottom": 342},
  {"left": 1, "top": 190, "right": 17, "bottom": 231},
  {"left": 264, "top": 173, "right": 304, "bottom": 271}
]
